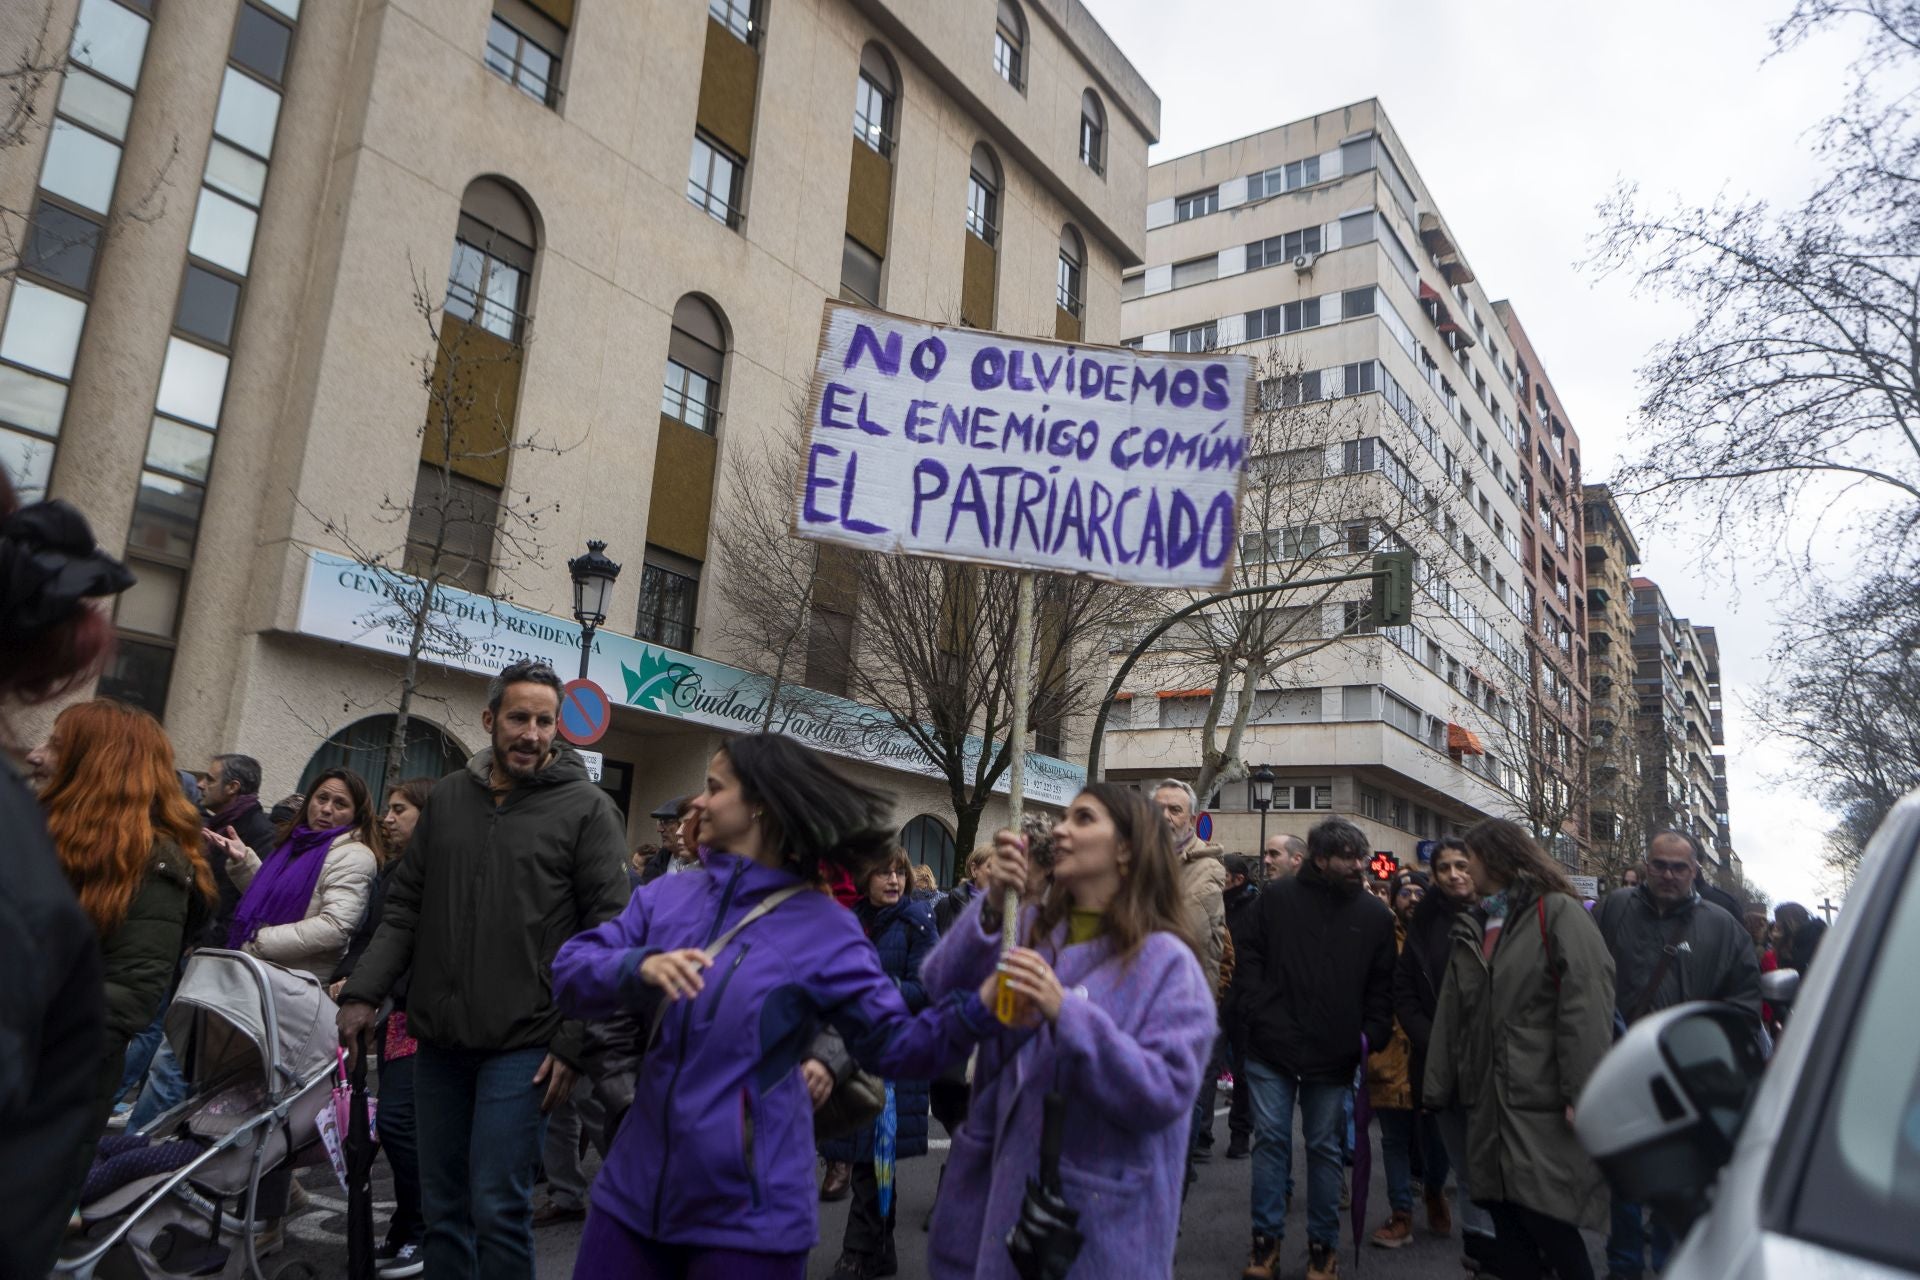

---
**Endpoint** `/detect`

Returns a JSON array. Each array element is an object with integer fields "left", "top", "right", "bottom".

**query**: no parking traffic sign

[{"left": 560, "top": 678, "right": 611, "bottom": 747}]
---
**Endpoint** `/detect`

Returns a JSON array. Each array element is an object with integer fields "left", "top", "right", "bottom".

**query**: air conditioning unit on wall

[{"left": 1293, "top": 253, "right": 1317, "bottom": 272}]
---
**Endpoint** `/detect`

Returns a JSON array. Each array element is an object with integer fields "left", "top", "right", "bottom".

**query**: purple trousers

[{"left": 572, "top": 1210, "right": 808, "bottom": 1280}]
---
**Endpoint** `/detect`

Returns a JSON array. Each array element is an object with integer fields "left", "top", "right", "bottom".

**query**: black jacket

[
  {"left": 203, "top": 797, "right": 278, "bottom": 945},
  {"left": 1595, "top": 885, "right": 1762, "bottom": 1026},
  {"left": 341, "top": 743, "right": 630, "bottom": 1068},
  {"left": 934, "top": 881, "right": 980, "bottom": 935},
  {"left": 1392, "top": 889, "right": 1470, "bottom": 1109},
  {"left": 0, "top": 764, "right": 104, "bottom": 1280},
  {"left": 1239, "top": 859, "right": 1397, "bottom": 1083}
]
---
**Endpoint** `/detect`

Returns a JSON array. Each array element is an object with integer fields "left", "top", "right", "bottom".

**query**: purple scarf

[
  {"left": 226, "top": 822, "right": 354, "bottom": 949},
  {"left": 207, "top": 792, "right": 262, "bottom": 834}
]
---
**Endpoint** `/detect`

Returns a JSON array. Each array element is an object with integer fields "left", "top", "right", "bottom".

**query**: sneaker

[
  {"left": 1225, "top": 1134, "right": 1252, "bottom": 1159},
  {"left": 531, "top": 1195, "right": 586, "bottom": 1228},
  {"left": 1307, "top": 1240, "right": 1341, "bottom": 1280},
  {"left": 819, "top": 1160, "right": 852, "bottom": 1202},
  {"left": 1425, "top": 1185, "right": 1453, "bottom": 1237},
  {"left": 1369, "top": 1209, "right": 1413, "bottom": 1249},
  {"left": 1241, "top": 1232, "right": 1281, "bottom": 1280},
  {"left": 376, "top": 1241, "right": 424, "bottom": 1278}
]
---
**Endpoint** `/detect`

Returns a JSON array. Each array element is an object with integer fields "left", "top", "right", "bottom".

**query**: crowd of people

[{"left": 1, "top": 470, "right": 1816, "bottom": 1280}]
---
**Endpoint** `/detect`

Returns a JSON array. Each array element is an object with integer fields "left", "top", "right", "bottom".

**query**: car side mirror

[
  {"left": 1574, "top": 1002, "right": 1768, "bottom": 1228},
  {"left": 1759, "top": 967, "right": 1799, "bottom": 1009}
]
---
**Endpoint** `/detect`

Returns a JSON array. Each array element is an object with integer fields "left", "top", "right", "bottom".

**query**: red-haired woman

[
  {"left": 0, "top": 476, "right": 131, "bottom": 1276},
  {"left": 39, "top": 698, "right": 215, "bottom": 1167}
]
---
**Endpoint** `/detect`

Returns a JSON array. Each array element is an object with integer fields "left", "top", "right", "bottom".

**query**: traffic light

[
  {"left": 1369, "top": 852, "right": 1399, "bottom": 881},
  {"left": 1372, "top": 549, "right": 1413, "bottom": 628}
]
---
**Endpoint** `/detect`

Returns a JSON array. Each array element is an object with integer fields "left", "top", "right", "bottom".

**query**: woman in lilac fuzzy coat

[{"left": 919, "top": 781, "right": 1216, "bottom": 1279}]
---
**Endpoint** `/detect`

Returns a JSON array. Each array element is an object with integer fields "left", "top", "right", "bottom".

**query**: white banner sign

[
  {"left": 1570, "top": 874, "right": 1600, "bottom": 900},
  {"left": 796, "top": 301, "right": 1253, "bottom": 588},
  {"left": 577, "top": 749, "right": 604, "bottom": 783}
]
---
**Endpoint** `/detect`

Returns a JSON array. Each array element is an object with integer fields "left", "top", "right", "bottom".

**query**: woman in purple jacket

[
  {"left": 920, "top": 782, "right": 1217, "bottom": 1279},
  {"left": 551, "top": 734, "right": 996, "bottom": 1279}
]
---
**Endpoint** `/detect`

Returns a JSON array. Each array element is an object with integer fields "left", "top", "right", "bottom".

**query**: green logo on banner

[{"left": 621, "top": 649, "right": 692, "bottom": 712}]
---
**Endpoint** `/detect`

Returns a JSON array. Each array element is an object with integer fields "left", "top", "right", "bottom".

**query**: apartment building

[
  {"left": 1694, "top": 623, "right": 1741, "bottom": 882},
  {"left": 1494, "top": 300, "right": 1588, "bottom": 865},
  {"left": 1631, "top": 577, "right": 1726, "bottom": 874},
  {"left": 1583, "top": 483, "right": 1644, "bottom": 875},
  {"left": 1112, "top": 101, "right": 1534, "bottom": 863},
  {"left": 0, "top": 0, "right": 1156, "bottom": 874}
]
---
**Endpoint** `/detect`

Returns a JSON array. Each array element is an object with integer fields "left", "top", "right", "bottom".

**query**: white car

[{"left": 1575, "top": 794, "right": 1920, "bottom": 1278}]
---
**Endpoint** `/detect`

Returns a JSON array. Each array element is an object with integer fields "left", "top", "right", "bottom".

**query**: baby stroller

[{"left": 57, "top": 950, "right": 340, "bottom": 1280}]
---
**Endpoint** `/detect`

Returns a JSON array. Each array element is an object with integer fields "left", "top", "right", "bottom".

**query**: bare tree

[
  {"left": 295, "top": 269, "right": 567, "bottom": 787},
  {"left": 1589, "top": 3, "right": 1920, "bottom": 568},
  {"left": 1138, "top": 350, "right": 1523, "bottom": 804},
  {"left": 710, "top": 413, "right": 1152, "bottom": 854}
]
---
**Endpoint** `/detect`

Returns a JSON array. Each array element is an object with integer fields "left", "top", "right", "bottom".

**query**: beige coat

[
  {"left": 230, "top": 834, "right": 378, "bottom": 983},
  {"left": 1177, "top": 835, "right": 1228, "bottom": 996}
]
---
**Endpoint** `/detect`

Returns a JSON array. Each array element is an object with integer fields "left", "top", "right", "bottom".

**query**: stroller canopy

[{"left": 165, "top": 949, "right": 337, "bottom": 1105}]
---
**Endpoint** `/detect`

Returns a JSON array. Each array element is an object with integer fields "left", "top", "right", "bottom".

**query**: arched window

[
  {"left": 966, "top": 144, "right": 1000, "bottom": 246},
  {"left": 993, "top": 0, "right": 1025, "bottom": 88},
  {"left": 853, "top": 43, "right": 897, "bottom": 157},
  {"left": 447, "top": 178, "right": 536, "bottom": 341},
  {"left": 662, "top": 294, "right": 726, "bottom": 435},
  {"left": 901, "top": 814, "right": 957, "bottom": 887},
  {"left": 299, "top": 715, "right": 467, "bottom": 804},
  {"left": 1057, "top": 224, "right": 1084, "bottom": 317},
  {"left": 1079, "top": 90, "right": 1106, "bottom": 175}
]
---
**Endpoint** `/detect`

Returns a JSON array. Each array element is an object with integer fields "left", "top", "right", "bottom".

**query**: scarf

[
  {"left": 227, "top": 822, "right": 354, "bottom": 948},
  {"left": 207, "top": 792, "right": 262, "bottom": 835},
  {"left": 1479, "top": 889, "right": 1511, "bottom": 962}
]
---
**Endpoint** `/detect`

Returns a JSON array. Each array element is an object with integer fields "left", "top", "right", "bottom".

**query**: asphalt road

[{"left": 279, "top": 1095, "right": 1610, "bottom": 1278}]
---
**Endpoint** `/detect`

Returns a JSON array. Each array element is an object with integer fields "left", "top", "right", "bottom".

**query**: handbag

[{"left": 641, "top": 885, "right": 887, "bottom": 1139}]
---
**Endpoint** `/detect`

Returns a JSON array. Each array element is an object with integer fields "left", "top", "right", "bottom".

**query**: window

[
  {"left": 1158, "top": 694, "right": 1211, "bottom": 729},
  {"left": 1341, "top": 287, "right": 1376, "bottom": 319},
  {"left": 1246, "top": 225, "right": 1322, "bottom": 270},
  {"left": 231, "top": 4, "right": 293, "bottom": 84},
  {"left": 71, "top": 0, "right": 151, "bottom": 89},
  {"left": 1342, "top": 600, "right": 1376, "bottom": 635},
  {"left": 1171, "top": 255, "right": 1216, "bottom": 289},
  {"left": 662, "top": 295, "right": 726, "bottom": 433},
  {"left": 405, "top": 464, "right": 501, "bottom": 593},
  {"left": 0, "top": 282, "right": 87, "bottom": 380},
  {"left": 1056, "top": 225, "right": 1083, "bottom": 317},
  {"left": 1245, "top": 297, "right": 1320, "bottom": 341},
  {"left": 1174, "top": 188, "right": 1218, "bottom": 221},
  {"left": 177, "top": 266, "right": 241, "bottom": 346},
  {"left": 445, "top": 222, "right": 530, "bottom": 341},
  {"left": 1272, "top": 782, "right": 1333, "bottom": 811},
  {"left": 637, "top": 548, "right": 700, "bottom": 650},
  {"left": 688, "top": 132, "right": 744, "bottom": 227},
  {"left": 708, "top": 0, "right": 757, "bottom": 42},
  {"left": 1170, "top": 322, "right": 1216, "bottom": 354},
  {"left": 1343, "top": 684, "right": 1376, "bottom": 720},
  {"left": 1078, "top": 90, "right": 1105, "bottom": 175},
  {"left": 805, "top": 604, "right": 854, "bottom": 695},
  {"left": 840, "top": 235, "right": 882, "bottom": 306},
  {"left": 966, "top": 147, "right": 1000, "bottom": 245},
  {"left": 485, "top": 3, "right": 562, "bottom": 105},
  {"left": 23, "top": 201, "right": 100, "bottom": 293},
  {"left": 901, "top": 815, "right": 957, "bottom": 887},
  {"left": 853, "top": 50, "right": 895, "bottom": 156},
  {"left": 1247, "top": 154, "right": 1321, "bottom": 200},
  {"left": 41, "top": 119, "right": 122, "bottom": 214},
  {"left": 993, "top": 0, "right": 1024, "bottom": 87}
]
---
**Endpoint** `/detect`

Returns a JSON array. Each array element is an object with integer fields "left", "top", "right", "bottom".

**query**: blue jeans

[
  {"left": 1377, "top": 1108, "right": 1415, "bottom": 1213},
  {"left": 1246, "top": 1059, "right": 1347, "bottom": 1246},
  {"left": 127, "top": 1037, "right": 191, "bottom": 1130},
  {"left": 118, "top": 1006, "right": 168, "bottom": 1104},
  {"left": 379, "top": 1049, "right": 424, "bottom": 1246},
  {"left": 414, "top": 1042, "right": 550, "bottom": 1280},
  {"left": 1607, "top": 1199, "right": 1673, "bottom": 1276}
]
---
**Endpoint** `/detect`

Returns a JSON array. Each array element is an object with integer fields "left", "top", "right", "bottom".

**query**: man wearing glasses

[{"left": 1596, "top": 830, "right": 1761, "bottom": 1279}]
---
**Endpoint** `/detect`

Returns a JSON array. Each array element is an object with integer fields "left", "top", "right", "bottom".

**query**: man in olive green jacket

[{"left": 340, "top": 661, "right": 629, "bottom": 1280}]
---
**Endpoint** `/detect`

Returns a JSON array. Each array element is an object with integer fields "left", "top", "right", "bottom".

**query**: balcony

[
  {"left": 1418, "top": 212, "right": 1475, "bottom": 285},
  {"left": 1587, "top": 586, "right": 1611, "bottom": 609}
]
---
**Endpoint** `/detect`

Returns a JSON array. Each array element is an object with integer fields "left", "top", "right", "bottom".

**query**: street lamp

[
  {"left": 1250, "top": 764, "right": 1276, "bottom": 853},
  {"left": 568, "top": 540, "right": 621, "bottom": 680}
]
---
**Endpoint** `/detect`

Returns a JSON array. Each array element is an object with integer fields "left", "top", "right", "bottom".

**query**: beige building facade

[{"left": 1, "top": 0, "right": 1157, "bottom": 878}]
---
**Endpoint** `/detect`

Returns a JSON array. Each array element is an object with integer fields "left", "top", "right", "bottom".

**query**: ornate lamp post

[
  {"left": 1250, "top": 764, "right": 1276, "bottom": 853},
  {"left": 567, "top": 540, "right": 621, "bottom": 680}
]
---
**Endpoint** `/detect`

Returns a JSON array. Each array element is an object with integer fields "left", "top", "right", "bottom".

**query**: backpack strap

[{"left": 643, "top": 884, "right": 810, "bottom": 1052}]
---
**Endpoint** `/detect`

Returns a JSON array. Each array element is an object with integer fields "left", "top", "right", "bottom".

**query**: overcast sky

[{"left": 1084, "top": 0, "right": 1867, "bottom": 908}]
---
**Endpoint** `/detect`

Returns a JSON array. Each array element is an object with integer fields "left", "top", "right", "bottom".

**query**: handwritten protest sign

[{"left": 794, "top": 301, "right": 1253, "bottom": 589}]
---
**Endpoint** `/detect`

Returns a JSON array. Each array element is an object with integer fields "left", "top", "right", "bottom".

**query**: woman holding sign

[
  {"left": 916, "top": 783, "right": 1216, "bottom": 1279},
  {"left": 551, "top": 733, "right": 994, "bottom": 1279}
]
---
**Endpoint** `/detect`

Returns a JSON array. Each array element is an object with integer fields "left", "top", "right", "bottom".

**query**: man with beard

[
  {"left": 1238, "top": 818, "right": 1396, "bottom": 1280},
  {"left": 340, "top": 661, "right": 630, "bottom": 1280}
]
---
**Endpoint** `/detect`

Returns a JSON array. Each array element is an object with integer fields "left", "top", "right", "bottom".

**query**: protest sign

[{"left": 794, "top": 301, "right": 1253, "bottom": 589}]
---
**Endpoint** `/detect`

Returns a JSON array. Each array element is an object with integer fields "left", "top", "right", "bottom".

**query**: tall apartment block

[
  {"left": 1113, "top": 101, "right": 1541, "bottom": 863},
  {"left": 0, "top": 0, "right": 1155, "bottom": 878},
  {"left": 1694, "top": 624, "right": 1740, "bottom": 881},
  {"left": 1583, "top": 483, "right": 1645, "bottom": 874},
  {"left": 1631, "top": 577, "right": 1730, "bottom": 878},
  {"left": 1495, "top": 301, "right": 1589, "bottom": 864}
]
